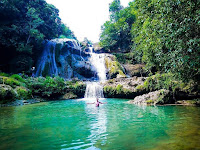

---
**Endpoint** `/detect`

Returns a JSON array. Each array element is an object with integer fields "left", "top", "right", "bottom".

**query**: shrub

[
  {"left": 0, "top": 72, "right": 9, "bottom": 77},
  {"left": 4, "top": 77, "right": 21, "bottom": 88},
  {"left": 0, "top": 84, "right": 17, "bottom": 103},
  {"left": 104, "top": 85, "right": 133, "bottom": 98},
  {"left": 66, "top": 81, "right": 86, "bottom": 97},
  {"left": 27, "top": 76, "right": 67, "bottom": 98},
  {"left": 135, "top": 73, "right": 198, "bottom": 97},
  {"left": 15, "top": 86, "right": 31, "bottom": 100},
  {"left": 113, "top": 53, "right": 135, "bottom": 64},
  {"left": 10, "top": 74, "right": 26, "bottom": 83}
]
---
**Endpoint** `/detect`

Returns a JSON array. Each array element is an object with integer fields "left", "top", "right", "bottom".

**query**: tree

[
  {"left": 109, "top": 0, "right": 123, "bottom": 22},
  {"left": 131, "top": 0, "right": 200, "bottom": 81},
  {"left": 100, "top": 1, "right": 136, "bottom": 52},
  {"left": 0, "top": 0, "right": 76, "bottom": 73}
]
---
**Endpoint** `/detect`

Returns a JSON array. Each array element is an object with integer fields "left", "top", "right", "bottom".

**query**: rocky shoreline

[{"left": 0, "top": 99, "right": 43, "bottom": 107}]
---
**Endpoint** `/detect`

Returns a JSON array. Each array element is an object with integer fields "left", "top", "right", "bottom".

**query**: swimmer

[{"left": 87, "top": 98, "right": 107, "bottom": 107}]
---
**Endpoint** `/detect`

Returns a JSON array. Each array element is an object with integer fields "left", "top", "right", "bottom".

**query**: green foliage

[
  {"left": 66, "top": 80, "right": 86, "bottom": 97},
  {"left": 3, "top": 77, "right": 21, "bottom": 88},
  {"left": 136, "top": 73, "right": 196, "bottom": 94},
  {"left": 26, "top": 76, "right": 85, "bottom": 99},
  {"left": 105, "top": 56, "right": 126, "bottom": 78},
  {"left": 109, "top": 0, "right": 123, "bottom": 22},
  {"left": 16, "top": 86, "right": 31, "bottom": 100},
  {"left": 100, "top": 0, "right": 200, "bottom": 82},
  {"left": 104, "top": 85, "right": 132, "bottom": 98},
  {"left": 132, "top": 0, "right": 200, "bottom": 81},
  {"left": 0, "top": 0, "right": 76, "bottom": 74},
  {"left": 0, "top": 85, "right": 17, "bottom": 103},
  {"left": 0, "top": 72, "right": 9, "bottom": 77},
  {"left": 10, "top": 74, "right": 26, "bottom": 83},
  {"left": 100, "top": 1, "right": 135, "bottom": 52},
  {"left": 59, "top": 24, "right": 76, "bottom": 39},
  {"left": 113, "top": 53, "right": 135, "bottom": 64},
  {"left": 27, "top": 76, "right": 66, "bottom": 98}
]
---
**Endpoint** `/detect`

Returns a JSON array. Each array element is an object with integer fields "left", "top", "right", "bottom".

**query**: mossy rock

[
  {"left": 128, "top": 89, "right": 171, "bottom": 105},
  {"left": 123, "top": 64, "right": 146, "bottom": 77},
  {"left": 135, "top": 73, "right": 199, "bottom": 100},
  {"left": 103, "top": 84, "right": 133, "bottom": 98},
  {"left": 61, "top": 92, "right": 77, "bottom": 99},
  {"left": 0, "top": 76, "right": 22, "bottom": 88},
  {"left": 15, "top": 86, "right": 32, "bottom": 100},
  {"left": 0, "top": 84, "right": 17, "bottom": 103},
  {"left": 176, "top": 99, "right": 200, "bottom": 106},
  {"left": 104, "top": 55, "right": 126, "bottom": 79}
]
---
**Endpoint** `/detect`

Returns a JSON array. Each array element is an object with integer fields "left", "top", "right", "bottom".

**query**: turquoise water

[{"left": 0, "top": 99, "right": 200, "bottom": 150}]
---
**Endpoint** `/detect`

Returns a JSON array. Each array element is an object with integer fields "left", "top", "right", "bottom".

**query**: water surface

[{"left": 0, "top": 99, "right": 200, "bottom": 150}]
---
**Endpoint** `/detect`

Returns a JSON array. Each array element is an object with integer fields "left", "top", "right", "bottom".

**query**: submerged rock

[{"left": 127, "top": 89, "right": 170, "bottom": 105}]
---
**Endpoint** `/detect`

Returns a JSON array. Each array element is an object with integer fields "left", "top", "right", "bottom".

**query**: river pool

[{"left": 0, "top": 99, "right": 200, "bottom": 150}]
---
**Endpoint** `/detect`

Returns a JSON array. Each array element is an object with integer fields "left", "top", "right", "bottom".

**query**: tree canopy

[
  {"left": 0, "top": 0, "right": 76, "bottom": 73},
  {"left": 99, "top": 0, "right": 136, "bottom": 52},
  {"left": 100, "top": 0, "right": 200, "bottom": 82}
]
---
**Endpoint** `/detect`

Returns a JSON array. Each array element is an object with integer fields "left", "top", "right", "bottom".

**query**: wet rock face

[
  {"left": 104, "top": 54, "right": 126, "bottom": 79},
  {"left": 36, "top": 39, "right": 97, "bottom": 80},
  {"left": 103, "top": 77, "right": 147, "bottom": 98},
  {"left": 123, "top": 64, "right": 147, "bottom": 77},
  {"left": 104, "top": 77, "right": 147, "bottom": 92},
  {"left": 127, "top": 89, "right": 170, "bottom": 105}
]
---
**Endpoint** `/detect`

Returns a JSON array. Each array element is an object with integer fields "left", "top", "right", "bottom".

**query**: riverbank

[
  {"left": 103, "top": 73, "right": 200, "bottom": 106},
  {"left": 1, "top": 72, "right": 200, "bottom": 107},
  {"left": 0, "top": 74, "right": 86, "bottom": 106}
]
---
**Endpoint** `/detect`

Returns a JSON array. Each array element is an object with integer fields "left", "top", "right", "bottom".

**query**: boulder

[
  {"left": 123, "top": 64, "right": 146, "bottom": 77},
  {"left": 104, "top": 54, "right": 126, "bottom": 79},
  {"left": 0, "top": 84, "right": 17, "bottom": 103},
  {"left": 15, "top": 86, "right": 31, "bottom": 100},
  {"left": 127, "top": 89, "right": 170, "bottom": 105},
  {"left": 103, "top": 77, "right": 147, "bottom": 98},
  {"left": 60, "top": 92, "right": 77, "bottom": 99}
]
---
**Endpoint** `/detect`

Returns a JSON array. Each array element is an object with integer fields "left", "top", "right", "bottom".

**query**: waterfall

[
  {"left": 36, "top": 40, "right": 58, "bottom": 77},
  {"left": 84, "top": 46, "right": 106, "bottom": 99},
  {"left": 84, "top": 82, "right": 104, "bottom": 98},
  {"left": 35, "top": 38, "right": 82, "bottom": 78}
]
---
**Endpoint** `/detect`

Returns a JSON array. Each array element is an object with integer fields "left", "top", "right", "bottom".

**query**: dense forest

[
  {"left": 0, "top": 0, "right": 76, "bottom": 74},
  {"left": 0, "top": 0, "right": 199, "bottom": 104},
  {"left": 100, "top": 0, "right": 200, "bottom": 82}
]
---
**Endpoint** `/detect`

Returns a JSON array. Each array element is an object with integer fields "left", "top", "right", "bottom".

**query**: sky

[{"left": 46, "top": 0, "right": 132, "bottom": 43}]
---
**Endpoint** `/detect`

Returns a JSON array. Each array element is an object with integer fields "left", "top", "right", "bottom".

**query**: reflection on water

[{"left": 0, "top": 99, "right": 200, "bottom": 150}]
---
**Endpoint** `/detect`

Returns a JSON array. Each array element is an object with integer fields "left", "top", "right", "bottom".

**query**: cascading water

[
  {"left": 36, "top": 40, "right": 58, "bottom": 77},
  {"left": 84, "top": 46, "right": 106, "bottom": 99},
  {"left": 84, "top": 82, "right": 104, "bottom": 98},
  {"left": 35, "top": 38, "right": 87, "bottom": 78},
  {"left": 36, "top": 39, "right": 106, "bottom": 98}
]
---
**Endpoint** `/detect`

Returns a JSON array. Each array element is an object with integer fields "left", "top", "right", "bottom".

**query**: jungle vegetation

[
  {"left": 0, "top": 0, "right": 76, "bottom": 73},
  {"left": 100, "top": 0, "right": 200, "bottom": 82}
]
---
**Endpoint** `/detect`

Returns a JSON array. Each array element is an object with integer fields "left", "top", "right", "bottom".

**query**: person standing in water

[{"left": 87, "top": 98, "right": 107, "bottom": 107}]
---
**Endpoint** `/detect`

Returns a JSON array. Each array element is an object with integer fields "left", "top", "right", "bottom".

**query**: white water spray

[
  {"left": 84, "top": 46, "right": 106, "bottom": 99},
  {"left": 36, "top": 38, "right": 81, "bottom": 77}
]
